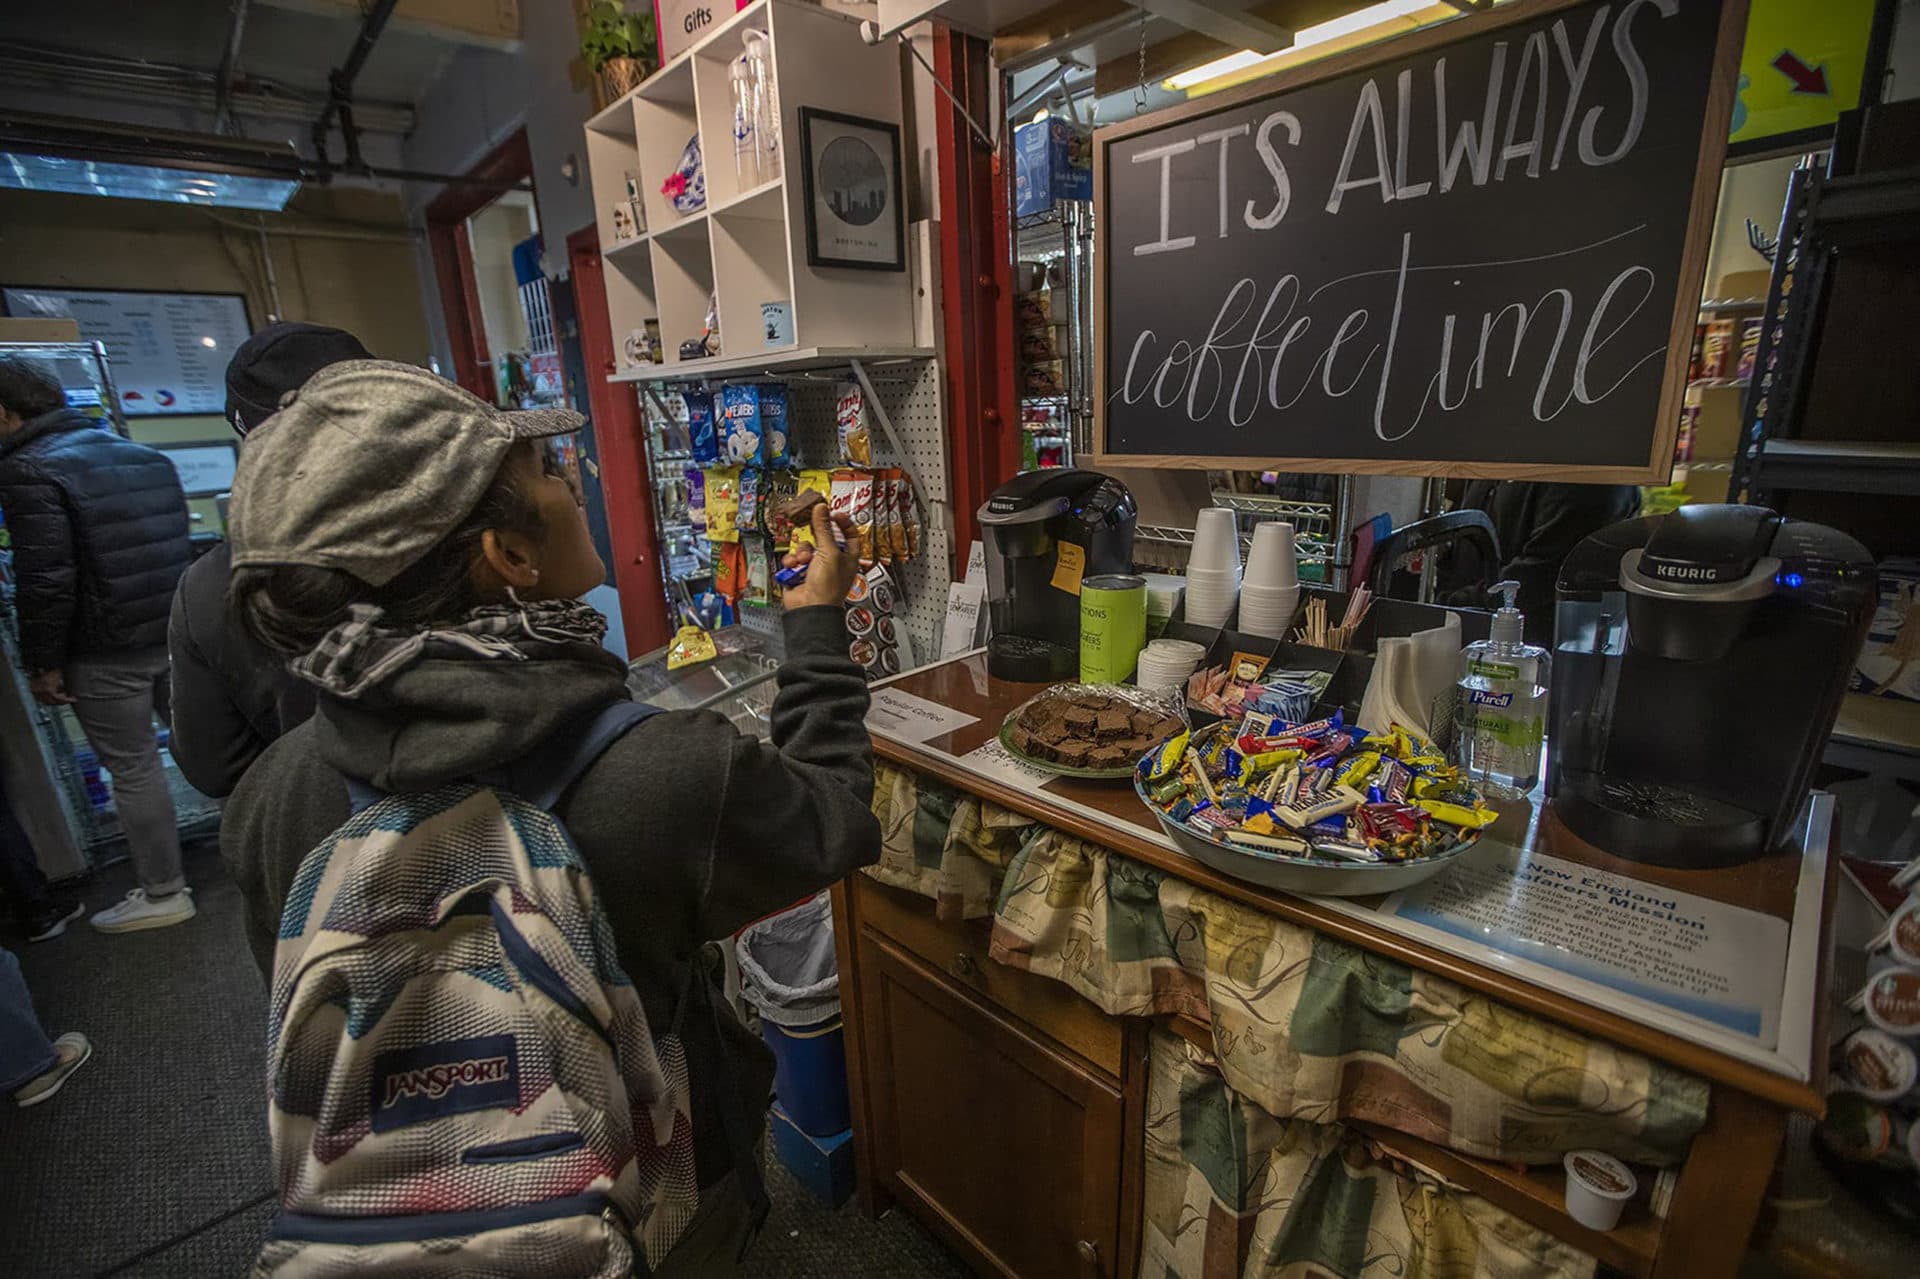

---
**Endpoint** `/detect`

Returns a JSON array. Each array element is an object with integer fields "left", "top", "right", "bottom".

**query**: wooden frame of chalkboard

[{"left": 1091, "top": 0, "right": 1748, "bottom": 482}]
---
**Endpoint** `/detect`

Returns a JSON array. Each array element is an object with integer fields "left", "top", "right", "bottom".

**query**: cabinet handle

[
  {"left": 1076, "top": 1239, "right": 1100, "bottom": 1267},
  {"left": 950, "top": 952, "right": 978, "bottom": 978}
]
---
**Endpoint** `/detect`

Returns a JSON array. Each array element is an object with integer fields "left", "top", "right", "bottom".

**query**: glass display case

[{"left": 625, "top": 624, "right": 785, "bottom": 739}]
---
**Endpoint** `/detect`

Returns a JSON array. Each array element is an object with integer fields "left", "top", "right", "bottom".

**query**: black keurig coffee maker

[
  {"left": 1549, "top": 504, "right": 1874, "bottom": 868},
  {"left": 979, "top": 469, "right": 1136, "bottom": 681}
]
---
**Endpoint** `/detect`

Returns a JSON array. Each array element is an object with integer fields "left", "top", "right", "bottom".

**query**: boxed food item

[
  {"left": 1735, "top": 317, "right": 1764, "bottom": 381},
  {"left": 1853, "top": 558, "right": 1920, "bottom": 701},
  {"left": 1700, "top": 318, "right": 1737, "bottom": 380},
  {"left": 1014, "top": 117, "right": 1092, "bottom": 217}
]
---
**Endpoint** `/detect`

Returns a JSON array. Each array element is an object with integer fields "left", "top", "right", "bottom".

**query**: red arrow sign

[{"left": 1772, "top": 50, "right": 1830, "bottom": 96}]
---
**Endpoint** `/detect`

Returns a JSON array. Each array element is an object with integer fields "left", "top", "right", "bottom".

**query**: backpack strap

[
  {"left": 508, "top": 701, "right": 664, "bottom": 812},
  {"left": 342, "top": 701, "right": 662, "bottom": 816}
]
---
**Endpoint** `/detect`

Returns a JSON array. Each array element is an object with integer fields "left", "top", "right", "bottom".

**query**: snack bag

[
  {"left": 848, "top": 470, "right": 877, "bottom": 563},
  {"left": 685, "top": 466, "right": 707, "bottom": 537},
  {"left": 759, "top": 383, "right": 791, "bottom": 468},
  {"left": 798, "top": 468, "right": 833, "bottom": 507},
  {"left": 737, "top": 466, "right": 762, "bottom": 534},
  {"left": 899, "top": 470, "right": 920, "bottom": 559},
  {"left": 765, "top": 469, "right": 800, "bottom": 549},
  {"left": 828, "top": 469, "right": 858, "bottom": 539},
  {"left": 744, "top": 540, "right": 771, "bottom": 604},
  {"left": 713, "top": 539, "right": 746, "bottom": 602},
  {"left": 879, "top": 469, "right": 903, "bottom": 562},
  {"left": 705, "top": 466, "right": 742, "bottom": 543},
  {"left": 666, "top": 624, "right": 717, "bottom": 671},
  {"left": 835, "top": 381, "right": 872, "bottom": 465},
  {"left": 720, "top": 383, "right": 765, "bottom": 465},
  {"left": 685, "top": 390, "right": 719, "bottom": 465}
]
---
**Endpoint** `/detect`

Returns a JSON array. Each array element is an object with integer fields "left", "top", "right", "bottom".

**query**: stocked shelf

[
  {"left": 609, "top": 344, "right": 934, "bottom": 383},
  {"left": 584, "top": 0, "right": 912, "bottom": 377},
  {"left": 1750, "top": 439, "right": 1920, "bottom": 497}
]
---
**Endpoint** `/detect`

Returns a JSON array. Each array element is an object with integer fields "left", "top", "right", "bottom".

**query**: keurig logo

[{"left": 1651, "top": 563, "right": 1718, "bottom": 581}]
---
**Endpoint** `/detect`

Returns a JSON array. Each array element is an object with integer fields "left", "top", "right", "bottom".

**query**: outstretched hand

[{"left": 781, "top": 503, "right": 863, "bottom": 610}]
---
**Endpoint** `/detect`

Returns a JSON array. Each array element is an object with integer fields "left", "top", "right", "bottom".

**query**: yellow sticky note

[{"left": 1050, "top": 542, "right": 1086, "bottom": 594}]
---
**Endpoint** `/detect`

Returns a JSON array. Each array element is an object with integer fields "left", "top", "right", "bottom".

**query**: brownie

[
  {"left": 1118, "top": 735, "right": 1150, "bottom": 756},
  {"left": 1088, "top": 744, "right": 1129, "bottom": 769},
  {"left": 1149, "top": 716, "right": 1183, "bottom": 740},
  {"left": 1129, "top": 709, "right": 1162, "bottom": 735},
  {"left": 1063, "top": 706, "right": 1098, "bottom": 733},
  {"left": 1036, "top": 719, "right": 1070, "bottom": 745},
  {"left": 1055, "top": 741, "right": 1091, "bottom": 768},
  {"left": 1007, "top": 726, "right": 1034, "bottom": 754},
  {"left": 1094, "top": 709, "right": 1130, "bottom": 739}
]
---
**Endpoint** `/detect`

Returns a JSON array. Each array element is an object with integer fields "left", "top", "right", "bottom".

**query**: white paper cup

[
  {"left": 1189, "top": 508, "right": 1242, "bottom": 575},
  {"left": 1245, "top": 521, "right": 1299, "bottom": 591},
  {"left": 1562, "top": 1151, "right": 1636, "bottom": 1231}
]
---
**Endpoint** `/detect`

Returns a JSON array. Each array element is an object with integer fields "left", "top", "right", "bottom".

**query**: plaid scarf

[{"left": 291, "top": 598, "right": 610, "bottom": 699}]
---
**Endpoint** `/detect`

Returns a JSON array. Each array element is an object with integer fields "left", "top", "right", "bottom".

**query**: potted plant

[{"left": 583, "top": 0, "right": 655, "bottom": 102}]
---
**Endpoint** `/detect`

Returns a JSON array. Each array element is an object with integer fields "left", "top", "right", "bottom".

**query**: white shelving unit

[{"left": 584, "top": 0, "right": 914, "bottom": 378}]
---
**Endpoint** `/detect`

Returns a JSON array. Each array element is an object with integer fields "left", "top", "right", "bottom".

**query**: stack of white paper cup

[
  {"left": 1137, "top": 638, "right": 1209, "bottom": 692},
  {"left": 1184, "top": 508, "right": 1242, "bottom": 629},
  {"left": 1239, "top": 521, "right": 1300, "bottom": 639}
]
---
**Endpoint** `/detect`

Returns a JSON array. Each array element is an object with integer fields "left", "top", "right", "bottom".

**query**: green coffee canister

[{"left": 1080, "top": 574, "right": 1147, "bottom": 684}]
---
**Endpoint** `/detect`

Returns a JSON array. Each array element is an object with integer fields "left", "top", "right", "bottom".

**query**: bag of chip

[
  {"left": 759, "top": 383, "right": 791, "bottom": 468},
  {"left": 744, "top": 540, "right": 770, "bottom": 604},
  {"left": 686, "top": 390, "right": 719, "bottom": 465},
  {"left": 878, "top": 468, "right": 903, "bottom": 562},
  {"left": 737, "top": 466, "right": 762, "bottom": 534},
  {"left": 705, "top": 466, "right": 742, "bottom": 543},
  {"left": 835, "top": 381, "right": 872, "bottom": 465},
  {"left": 720, "top": 383, "right": 765, "bottom": 466},
  {"left": 765, "top": 469, "right": 800, "bottom": 549},
  {"left": 899, "top": 469, "right": 920, "bottom": 559},
  {"left": 685, "top": 466, "right": 707, "bottom": 537},
  {"left": 713, "top": 539, "right": 746, "bottom": 602}
]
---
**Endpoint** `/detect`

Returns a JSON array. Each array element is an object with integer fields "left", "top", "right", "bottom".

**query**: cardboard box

[
  {"left": 768, "top": 1104, "right": 854, "bottom": 1208},
  {"left": 1014, "top": 118, "right": 1091, "bottom": 218}
]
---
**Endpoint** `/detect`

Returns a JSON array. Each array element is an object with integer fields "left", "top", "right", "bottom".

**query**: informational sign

[
  {"left": 158, "top": 443, "right": 239, "bottom": 496},
  {"left": 1382, "top": 844, "right": 1789, "bottom": 1044},
  {"left": 1093, "top": 0, "right": 1745, "bottom": 481},
  {"left": 959, "top": 738, "right": 1057, "bottom": 790},
  {"left": 1728, "top": 0, "right": 1874, "bottom": 152},
  {"left": 0, "top": 287, "right": 251, "bottom": 417},
  {"left": 865, "top": 686, "right": 977, "bottom": 744}
]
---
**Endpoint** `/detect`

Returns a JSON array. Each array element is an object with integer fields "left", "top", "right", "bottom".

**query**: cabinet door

[{"left": 859, "top": 933, "right": 1123, "bottom": 1279}]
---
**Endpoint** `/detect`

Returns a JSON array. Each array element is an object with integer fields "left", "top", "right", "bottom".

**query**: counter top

[{"left": 864, "top": 652, "right": 1834, "bottom": 1113}]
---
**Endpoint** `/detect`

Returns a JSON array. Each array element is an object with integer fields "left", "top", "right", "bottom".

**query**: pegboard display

[{"left": 631, "top": 355, "right": 953, "bottom": 669}]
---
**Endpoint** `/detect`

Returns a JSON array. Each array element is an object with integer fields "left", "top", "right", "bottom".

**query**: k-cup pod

[
  {"left": 1851, "top": 964, "right": 1920, "bottom": 1037},
  {"left": 1562, "top": 1150, "right": 1636, "bottom": 1232},
  {"left": 1839, "top": 1026, "right": 1919, "bottom": 1102}
]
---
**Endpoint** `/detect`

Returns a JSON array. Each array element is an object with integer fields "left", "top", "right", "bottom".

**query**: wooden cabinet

[{"left": 841, "top": 878, "right": 1143, "bottom": 1279}]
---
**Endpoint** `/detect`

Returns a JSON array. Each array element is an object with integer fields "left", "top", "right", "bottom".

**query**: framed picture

[
  {"left": 156, "top": 441, "right": 239, "bottom": 497},
  {"left": 798, "top": 108, "right": 905, "bottom": 272}
]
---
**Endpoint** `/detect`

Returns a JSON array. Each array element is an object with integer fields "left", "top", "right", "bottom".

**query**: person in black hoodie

[
  {"left": 167, "top": 322, "right": 369, "bottom": 798},
  {"left": 220, "top": 360, "right": 880, "bottom": 1273},
  {"left": 0, "top": 356, "right": 193, "bottom": 934}
]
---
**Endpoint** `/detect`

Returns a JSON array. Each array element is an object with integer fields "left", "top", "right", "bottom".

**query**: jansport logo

[{"left": 382, "top": 1055, "right": 512, "bottom": 1108}]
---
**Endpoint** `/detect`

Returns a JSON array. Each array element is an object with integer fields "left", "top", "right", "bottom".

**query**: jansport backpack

[{"left": 257, "top": 702, "right": 696, "bottom": 1277}]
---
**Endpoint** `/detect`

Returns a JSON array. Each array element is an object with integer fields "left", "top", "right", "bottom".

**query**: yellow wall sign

[{"left": 1730, "top": 0, "right": 1875, "bottom": 148}]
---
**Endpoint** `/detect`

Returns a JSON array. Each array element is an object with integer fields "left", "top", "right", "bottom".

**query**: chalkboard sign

[{"left": 1093, "top": 0, "right": 1746, "bottom": 481}]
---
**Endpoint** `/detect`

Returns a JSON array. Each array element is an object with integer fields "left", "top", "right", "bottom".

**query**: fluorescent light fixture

[
  {"left": 1164, "top": 0, "right": 1436, "bottom": 91},
  {"left": 0, "top": 152, "right": 298, "bottom": 210}
]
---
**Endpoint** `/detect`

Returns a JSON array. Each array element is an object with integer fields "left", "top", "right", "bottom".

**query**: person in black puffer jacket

[{"left": 0, "top": 356, "right": 195, "bottom": 935}]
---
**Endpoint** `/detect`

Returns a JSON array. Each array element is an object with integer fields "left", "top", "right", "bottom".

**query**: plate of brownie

[{"left": 999, "top": 685, "right": 1187, "bottom": 780}]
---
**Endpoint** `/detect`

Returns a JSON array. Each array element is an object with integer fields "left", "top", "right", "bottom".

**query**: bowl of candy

[{"left": 1133, "top": 715, "right": 1498, "bottom": 896}]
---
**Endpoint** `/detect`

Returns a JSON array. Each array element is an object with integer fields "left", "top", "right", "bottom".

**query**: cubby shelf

[
  {"left": 607, "top": 344, "right": 935, "bottom": 384},
  {"left": 583, "top": 0, "right": 914, "bottom": 379}
]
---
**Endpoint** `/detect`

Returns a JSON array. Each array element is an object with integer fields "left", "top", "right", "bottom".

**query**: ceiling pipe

[
  {"left": 214, "top": 0, "right": 253, "bottom": 136},
  {"left": 311, "top": 0, "right": 399, "bottom": 171}
]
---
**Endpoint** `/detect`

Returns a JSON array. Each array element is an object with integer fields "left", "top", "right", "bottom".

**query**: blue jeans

[{"left": 0, "top": 946, "right": 57, "bottom": 1093}]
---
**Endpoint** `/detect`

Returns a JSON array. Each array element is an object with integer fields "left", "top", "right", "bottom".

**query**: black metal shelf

[{"left": 1750, "top": 439, "right": 1920, "bottom": 497}]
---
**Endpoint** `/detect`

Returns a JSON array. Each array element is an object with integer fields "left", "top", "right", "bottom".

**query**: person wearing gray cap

[{"left": 219, "top": 360, "right": 879, "bottom": 1270}]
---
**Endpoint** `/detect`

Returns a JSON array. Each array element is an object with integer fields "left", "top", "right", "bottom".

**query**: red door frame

[
  {"left": 424, "top": 129, "right": 535, "bottom": 399},
  {"left": 934, "top": 29, "right": 1020, "bottom": 565},
  {"left": 568, "top": 224, "right": 672, "bottom": 657}
]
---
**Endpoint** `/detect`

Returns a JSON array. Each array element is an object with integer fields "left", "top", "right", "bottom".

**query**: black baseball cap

[{"left": 224, "top": 321, "right": 371, "bottom": 434}]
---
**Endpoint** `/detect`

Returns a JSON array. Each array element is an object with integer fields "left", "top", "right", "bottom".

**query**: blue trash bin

[{"left": 738, "top": 894, "right": 850, "bottom": 1139}]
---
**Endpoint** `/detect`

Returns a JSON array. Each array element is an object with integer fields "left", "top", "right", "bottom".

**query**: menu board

[
  {"left": 1093, "top": 0, "right": 1745, "bottom": 481},
  {"left": 1, "top": 288, "right": 251, "bottom": 417}
]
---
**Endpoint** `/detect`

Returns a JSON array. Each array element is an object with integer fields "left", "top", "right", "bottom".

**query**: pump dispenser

[{"left": 1453, "top": 580, "right": 1550, "bottom": 799}]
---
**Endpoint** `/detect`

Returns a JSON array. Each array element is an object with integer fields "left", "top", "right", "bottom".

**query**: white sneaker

[
  {"left": 14, "top": 1033, "right": 91, "bottom": 1107},
  {"left": 90, "top": 888, "right": 195, "bottom": 934}
]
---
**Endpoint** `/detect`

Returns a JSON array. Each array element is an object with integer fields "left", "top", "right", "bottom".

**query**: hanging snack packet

[
  {"left": 745, "top": 541, "right": 771, "bottom": 604},
  {"left": 685, "top": 466, "right": 707, "bottom": 537},
  {"left": 850, "top": 470, "right": 877, "bottom": 563},
  {"left": 835, "top": 380, "right": 872, "bottom": 465},
  {"left": 705, "top": 466, "right": 742, "bottom": 543},
  {"left": 737, "top": 466, "right": 763, "bottom": 534},
  {"left": 713, "top": 539, "right": 746, "bottom": 602},
  {"left": 686, "top": 390, "right": 719, "bottom": 465},
  {"left": 720, "top": 383, "right": 765, "bottom": 465},
  {"left": 880, "top": 468, "right": 904, "bottom": 563},
  {"left": 765, "top": 469, "right": 800, "bottom": 549},
  {"left": 759, "top": 382, "right": 791, "bottom": 468},
  {"left": 899, "top": 469, "right": 920, "bottom": 559}
]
